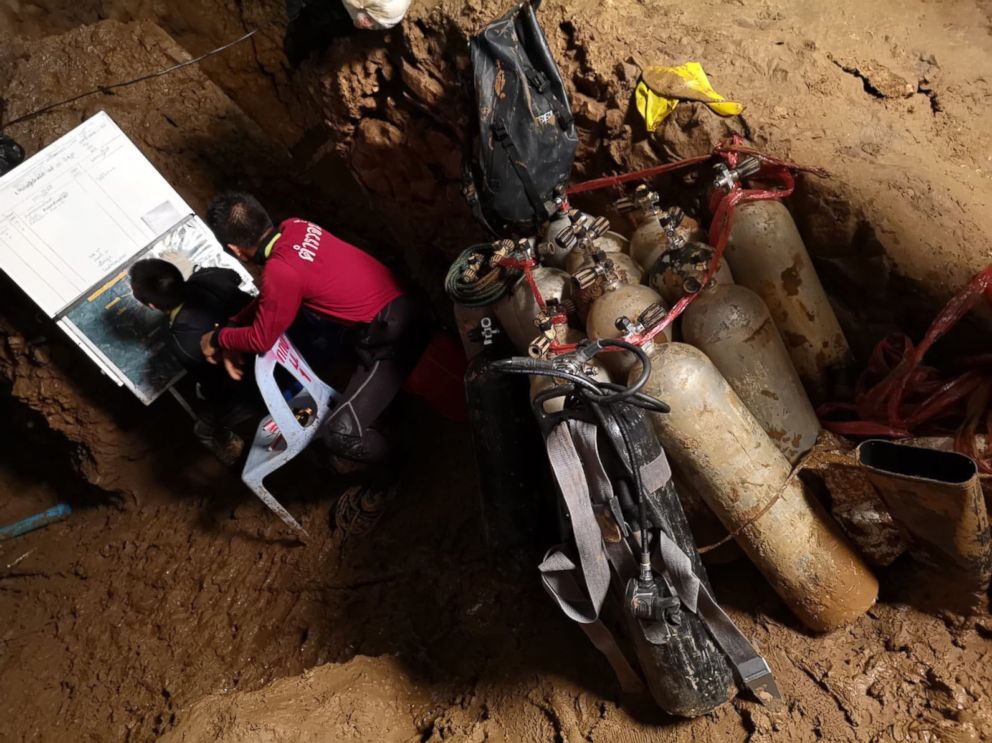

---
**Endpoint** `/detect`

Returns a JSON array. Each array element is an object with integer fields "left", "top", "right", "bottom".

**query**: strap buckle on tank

[{"left": 737, "top": 656, "right": 782, "bottom": 702}]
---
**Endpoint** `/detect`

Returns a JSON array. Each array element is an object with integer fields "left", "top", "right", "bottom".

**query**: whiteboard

[{"left": 0, "top": 111, "right": 192, "bottom": 317}]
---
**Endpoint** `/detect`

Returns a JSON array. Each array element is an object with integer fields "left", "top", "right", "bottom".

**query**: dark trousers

[{"left": 318, "top": 294, "right": 428, "bottom": 464}]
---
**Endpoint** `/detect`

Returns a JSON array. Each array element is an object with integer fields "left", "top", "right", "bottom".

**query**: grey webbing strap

[
  {"left": 571, "top": 420, "right": 639, "bottom": 579},
  {"left": 540, "top": 422, "right": 645, "bottom": 695},
  {"left": 538, "top": 551, "right": 644, "bottom": 694},
  {"left": 640, "top": 451, "right": 672, "bottom": 494},
  {"left": 545, "top": 422, "right": 611, "bottom": 612},
  {"left": 653, "top": 529, "right": 781, "bottom": 700}
]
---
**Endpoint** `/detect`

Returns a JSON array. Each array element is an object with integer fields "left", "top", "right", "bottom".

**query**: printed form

[{"left": 0, "top": 111, "right": 191, "bottom": 317}]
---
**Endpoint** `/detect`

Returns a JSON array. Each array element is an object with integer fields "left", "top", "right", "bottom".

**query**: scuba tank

[
  {"left": 648, "top": 237, "right": 734, "bottom": 306},
  {"left": 462, "top": 322, "right": 553, "bottom": 553},
  {"left": 617, "top": 185, "right": 705, "bottom": 272},
  {"left": 492, "top": 241, "right": 574, "bottom": 355},
  {"left": 572, "top": 251, "right": 644, "bottom": 323},
  {"left": 563, "top": 211, "right": 631, "bottom": 275},
  {"left": 493, "top": 342, "right": 778, "bottom": 717},
  {"left": 682, "top": 282, "right": 821, "bottom": 464},
  {"left": 529, "top": 327, "right": 611, "bottom": 411},
  {"left": 723, "top": 197, "right": 851, "bottom": 396},
  {"left": 445, "top": 243, "right": 519, "bottom": 360},
  {"left": 538, "top": 195, "right": 579, "bottom": 270},
  {"left": 632, "top": 342, "right": 878, "bottom": 632},
  {"left": 579, "top": 262, "right": 668, "bottom": 379}
]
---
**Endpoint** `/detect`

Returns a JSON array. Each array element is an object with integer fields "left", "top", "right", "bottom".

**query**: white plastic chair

[{"left": 241, "top": 334, "right": 340, "bottom": 539}]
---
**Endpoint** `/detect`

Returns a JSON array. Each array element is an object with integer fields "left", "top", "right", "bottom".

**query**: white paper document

[{"left": 0, "top": 111, "right": 192, "bottom": 316}]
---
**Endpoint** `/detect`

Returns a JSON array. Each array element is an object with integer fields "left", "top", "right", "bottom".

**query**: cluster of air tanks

[{"left": 448, "top": 183, "right": 877, "bottom": 632}]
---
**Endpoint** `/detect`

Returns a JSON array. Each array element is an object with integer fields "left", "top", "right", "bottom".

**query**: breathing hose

[{"left": 444, "top": 243, "right": 520, "bottom": 307}]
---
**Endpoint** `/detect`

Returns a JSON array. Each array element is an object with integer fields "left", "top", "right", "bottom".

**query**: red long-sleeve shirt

[{"left": 217, "top": 219, "right": 403, "bottom": 354}]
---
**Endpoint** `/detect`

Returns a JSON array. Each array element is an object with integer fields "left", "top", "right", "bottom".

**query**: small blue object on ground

[{"left": 0, "top": 503, "right": 72, "bottom": 541}]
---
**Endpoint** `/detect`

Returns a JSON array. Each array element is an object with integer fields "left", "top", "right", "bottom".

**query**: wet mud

[{"left": 1, "top": 0, "right": 992, "bottom": 741}]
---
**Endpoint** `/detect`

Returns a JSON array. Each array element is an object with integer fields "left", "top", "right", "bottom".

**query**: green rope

[{"left": 444, "top": 243, "right": 520, "bottom": 307}]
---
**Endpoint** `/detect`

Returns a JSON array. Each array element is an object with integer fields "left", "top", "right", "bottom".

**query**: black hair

[
  {"left": 206, "top": 191, "right": 273, "bottom": 251},
  {"left": 129, "top": 259, "right": 185, "bottom": 311}
]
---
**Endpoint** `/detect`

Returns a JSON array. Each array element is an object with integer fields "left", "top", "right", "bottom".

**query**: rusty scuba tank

[
  {"left": 632, "top": 342, "right": 878, "bottom": 631},
  {"left": 681, "top": 282, "right": 821, "bottom": 464},
  {"left": 725, "top": 199, "right": 851, "bottom": 395},
  {"left": 649, "top": 237, "right": 734, "bottom": 306},
  {"left": 563, "top": 211, "right": 631, "bottom": 275}
]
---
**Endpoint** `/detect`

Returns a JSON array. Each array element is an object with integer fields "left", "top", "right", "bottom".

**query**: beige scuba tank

[
  {"left": 529, "top": 328, "right": 611, "bottom": 413},
  {"left": 682, "top": 282, "right": 821, "bottom": 464},
  {"left": 489, "top": 239, "right": 573, "bottom": 355},
  {"left": 572, "top": 252, "right": 644, "bottom": 323},
  {"left": 564, "top": 234, "right": 630, "bottom": 275},
  {"left": 725, "top": 200, "right": 851, "bottom": 395},
  {"left": 494, "top": 267, "right": 573, "bottom": 355},
  {"left": 580, "top": 262, "right": 668, "bottom": 379},
  {"left": 537, "top": 201, "right": 577, "bottom": 270},
  {"left": 445, "top": 243, "right": 519, "bottom": 359},
  {"left": 562, "top": 211, "right": 631, "bottom": 275},
  {"left": 632, "top": 342, "right": 877, "bottom": 632},
  {"left": 617, "top": 186, "right": 705, "bottom": 273},
  {"left": 648, "top": 239, "right": 734, "bottom": 306}
]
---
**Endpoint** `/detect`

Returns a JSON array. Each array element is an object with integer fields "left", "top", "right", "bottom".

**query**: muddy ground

[{"left": 1, "top": 0, "right": 992, "bottom": 740}]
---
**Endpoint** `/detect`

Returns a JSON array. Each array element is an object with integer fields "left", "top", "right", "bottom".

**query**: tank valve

[
  {"left": 614, "top": 315, "right": 645, "bottom": 337},
  {"left": 616, "top": 184, "right": 660, "bottom": 215},
  {"left": 713, "top": 156, "right": 761, "bottom": 191},
  {"left": 625, "top": 574, "right": 682, "bottom": 629},
  {"left": 638, "top": 303, "right": 668, "bottom": 329},
  {"left": 573, "top": 263, "right": 606, "bottom": 290},
  {"left": 660, "top": 207, "right": 687, "bottom": 250}
]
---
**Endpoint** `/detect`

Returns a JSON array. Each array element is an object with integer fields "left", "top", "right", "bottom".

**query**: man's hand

[
  {"left": 200, "top": 331, "right": 219, "bottom": 364},
  {"left": 222, "top": 350, "right": 247, "bottom": 381}
]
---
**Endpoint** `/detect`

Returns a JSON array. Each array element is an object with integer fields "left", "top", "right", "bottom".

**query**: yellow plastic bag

[{"left": 635, "top": 62, "right": 743, "bottom": 132}]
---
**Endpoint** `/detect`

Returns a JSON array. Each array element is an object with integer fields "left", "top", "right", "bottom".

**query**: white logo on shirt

[{"left": 293, "top": 223, "right": 322, "bottom": 263}]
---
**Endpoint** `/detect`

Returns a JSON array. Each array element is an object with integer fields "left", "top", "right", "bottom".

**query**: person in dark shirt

[{"left": 130, "top": 258, "right": 261, "bottom": 464}]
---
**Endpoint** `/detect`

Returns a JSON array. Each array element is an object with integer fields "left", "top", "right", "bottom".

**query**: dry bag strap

[{"left": 492, "top": 117, "right": 549, "bottom": 221}]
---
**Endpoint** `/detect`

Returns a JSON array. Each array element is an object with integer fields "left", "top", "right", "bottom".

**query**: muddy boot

[{"left": 332, "top": 482, "right": 397, "bottom": 538}]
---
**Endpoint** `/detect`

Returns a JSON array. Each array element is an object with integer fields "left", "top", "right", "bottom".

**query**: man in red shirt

[{"left": 200, "top": 191, "right": 426, "bottom": 466}]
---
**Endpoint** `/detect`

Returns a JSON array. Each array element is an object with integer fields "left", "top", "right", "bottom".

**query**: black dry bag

[{"left": 465, "top": 1, "right": 578, "bottom": 236}]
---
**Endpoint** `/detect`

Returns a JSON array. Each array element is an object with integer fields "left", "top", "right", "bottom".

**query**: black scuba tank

[
  {"left": 599, "top": 402, "right": 736, "bottom": 717},
  {"left": 464, "top": 334, "right": 554, "bottom": 553}
]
